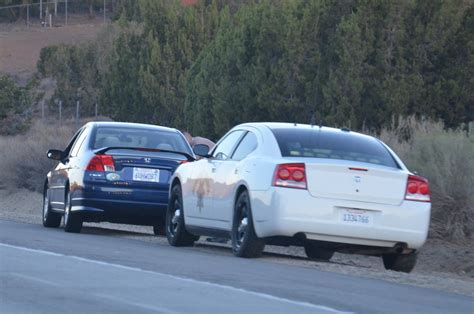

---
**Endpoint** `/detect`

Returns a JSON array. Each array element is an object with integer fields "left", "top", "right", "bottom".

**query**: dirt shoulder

[{"left": 0, "top": 188, "right": 472, "bottom": 297}]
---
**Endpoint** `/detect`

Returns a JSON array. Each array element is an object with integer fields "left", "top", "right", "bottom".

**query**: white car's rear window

[{"left": 271, "top": 128, "right": 399, "bottom": 168}]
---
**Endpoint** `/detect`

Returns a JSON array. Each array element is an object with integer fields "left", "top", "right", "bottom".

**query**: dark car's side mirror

[
  {"left": 193, "top": 144, "right": 210, "bottom": 158},
  {"left": 47, "top": 149, "right": 64, "bottom": 161}
]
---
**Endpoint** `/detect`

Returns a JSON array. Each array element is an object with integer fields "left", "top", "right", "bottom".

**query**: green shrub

[{"left": 0, "top": 75, "right": 31, "bottom": 135}]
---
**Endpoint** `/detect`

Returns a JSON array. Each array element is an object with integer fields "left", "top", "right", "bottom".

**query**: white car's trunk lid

[{"left": 306, "top": 162, "right": 407, "bottom": 206}]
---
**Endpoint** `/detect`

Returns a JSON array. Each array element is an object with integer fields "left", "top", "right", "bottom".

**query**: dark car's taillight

[
  {"left": 86, "top": 155, "right": 115, "bottom": 172},
  {"left": 404, "top": 174, "right": 430, "bottom": 202},
  {"left": 272, "top": 163, "right": 307, "bottom": 189}
]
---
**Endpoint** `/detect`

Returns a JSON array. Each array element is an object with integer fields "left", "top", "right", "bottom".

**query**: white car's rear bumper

[{"left": 250, "top": 187, "right": 430, "bottom": 249}]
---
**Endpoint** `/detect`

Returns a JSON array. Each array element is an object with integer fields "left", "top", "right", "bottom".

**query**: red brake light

[
  {"left": 273, "top": 163, "right": 307, "bottom": 189},
  {"left": 405, "top": 174, "right": 430, "bottom": 202},
  {"left": 86, "top": 155, "right": 115, "bottom": 172}
]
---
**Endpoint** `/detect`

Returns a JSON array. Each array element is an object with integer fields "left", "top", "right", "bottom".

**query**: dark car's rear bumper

[{"left": 70, "top": 184, "right": 169, "bottom": 225}]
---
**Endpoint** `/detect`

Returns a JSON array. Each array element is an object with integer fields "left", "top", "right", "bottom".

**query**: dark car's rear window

[
  {"left": 271, "top": 128, "right": 399, "bottom": 168},
  {"left": 92, "top": 127, "right": 191, "bottom": 155}
]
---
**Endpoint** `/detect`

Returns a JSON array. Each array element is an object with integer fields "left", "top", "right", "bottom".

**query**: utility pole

[
  {"left": 54, "top": 0, "right": 58, "bottom": 17},
  {"left": 103, "top": 0, "right": 106, "bottom": 23},
  {"left": 26, "top": 5, "right": 29, "bottom": 28},
  {"left": 65, "top": 0, "right": 68, "bottom": 25},
  {"left": 40, "top": 0, "right": 43, "bottom": 20}
]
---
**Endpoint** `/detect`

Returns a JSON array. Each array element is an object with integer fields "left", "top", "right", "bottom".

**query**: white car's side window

[
  {"left": 232, "top": 131, "right": 257, "bottom": 161},
  {"left": 212, "top": 130, "right": 245, "bottom": 160}
]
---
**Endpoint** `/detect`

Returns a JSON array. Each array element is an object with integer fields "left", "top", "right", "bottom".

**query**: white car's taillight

[
  {"left": 86, "top": 154, "right": 115, "bottom": 172},
  {"left": 272, "top": 163, "right": 307, "bottom": 189},
  {"left": 405, "top": 174, "right": 430, "bottom": 202}
]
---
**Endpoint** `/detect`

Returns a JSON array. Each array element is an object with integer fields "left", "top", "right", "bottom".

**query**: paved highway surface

[{"left": 0, "top": 219, "right": 472, "bottom": 313}]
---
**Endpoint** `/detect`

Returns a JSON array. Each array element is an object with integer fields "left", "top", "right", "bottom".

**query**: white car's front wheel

[
  {"left": 231, "top": 190, "right": 265, "bottom": 258},
  {"left": 166, "top": 184, "right": 197, "bottom": 247}
]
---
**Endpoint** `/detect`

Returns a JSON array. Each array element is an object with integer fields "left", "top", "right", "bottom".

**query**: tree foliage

[
  {"left": 0, "top": 75, "right": 31, "bottom": 135},
  {"left": 37, "top": 0, "right": 473, "bottom": 139}
]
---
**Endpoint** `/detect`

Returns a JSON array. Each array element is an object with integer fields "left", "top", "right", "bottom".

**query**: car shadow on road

[
  {"left": 193, "top": 241, "right": 370, "bottom": 268},
  {"left": 80, "top": 226, "right": 153, "bottom": 237}
]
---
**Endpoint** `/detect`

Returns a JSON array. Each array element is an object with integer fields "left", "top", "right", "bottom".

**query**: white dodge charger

[{"left": 166, "top": 123, "right": 431, "bottom": 272}]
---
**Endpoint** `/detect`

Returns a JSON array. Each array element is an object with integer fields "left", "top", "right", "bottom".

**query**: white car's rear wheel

[
  {"left": 304, "top": 242, "right": 334, "bottom": 261},
  {"left": 231, "top": 190, "right": 265, "bottom": 258},
  {"left": 382, "top": 252, "right": 418, "bottom": 273}
]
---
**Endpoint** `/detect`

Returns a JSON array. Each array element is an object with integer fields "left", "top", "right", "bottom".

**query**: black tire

[
  {"left": 231, "top": 190, "right": 265, "bottom": 258},
  {"left": 42, "top": 188, "right": 61, "bottom": 228},
  {"left": 166, "top": 184, "right": 196, "bottom": 246},
  {"left": 63, "top": 190, "right": 83, "bottom": 233},
  {"left": 153, "top": 219, "right": 166, "bottom": 236},
  {"left": 382, "top": 252, "right": 418, "bottom": 273},
  {"left": 304, "top": 242, "right": 334, "bottom": 261}
]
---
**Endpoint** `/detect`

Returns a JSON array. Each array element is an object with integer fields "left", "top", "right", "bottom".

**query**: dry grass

[
  {"left": 0, "top": 118, "right": 108, "bottom": 193},
  {"left": 378, "top": 117, "right": 474, "bottom": 242}
]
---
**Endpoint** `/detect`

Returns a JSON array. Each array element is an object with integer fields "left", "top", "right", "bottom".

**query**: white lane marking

[
  {"left": 94, "top": 293, "right": 178, "bottom": 314},
  {"left": 10, "top": 272, "right": 60, "bottom": 287},
  {"left": 0, "top": 243, "right": 349, "bottom": 314}
]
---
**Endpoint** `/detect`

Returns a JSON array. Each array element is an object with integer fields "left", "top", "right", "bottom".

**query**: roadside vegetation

[
  {"left": 379, "top": 118, "right": 474, "bottom": 242},
  {"left": 0, "top": 75, "right": 33, "bottom": 135},
  {"left": 0, "top": 118, "right": 107, "bottom": 192},
  {"left": 34, "top": 0, "right": 473, "bottom": 139},
  {"left": 0, "top": 118, "right": 471, "bottom": 243}
]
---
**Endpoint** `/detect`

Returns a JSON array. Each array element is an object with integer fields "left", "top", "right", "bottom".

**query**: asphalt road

[{"left": 0, "top": 220, "right": 473, "bottom": 313}]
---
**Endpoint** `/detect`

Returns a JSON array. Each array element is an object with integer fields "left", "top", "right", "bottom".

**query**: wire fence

[
  {"left": 0, "top": 0, "right": 117, "bottom": 27},
  {"left": 38, "top": 98, "right": 102, "bottom": 128}
]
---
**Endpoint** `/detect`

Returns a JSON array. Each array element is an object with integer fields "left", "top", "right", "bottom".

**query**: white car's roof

[{"left": 235, "top": 122, "right": 373, "bottom": 140}]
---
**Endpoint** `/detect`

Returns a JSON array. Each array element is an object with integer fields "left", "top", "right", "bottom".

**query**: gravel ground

[{"left": 1, "top": 188, "right": 473, "bottom": 297}]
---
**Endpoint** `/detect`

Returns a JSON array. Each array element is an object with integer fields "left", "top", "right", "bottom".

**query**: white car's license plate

[
  {"left": 132, "top": 168, "right": 160, "bottom": 183},
  {"left": 340, "top": 208, "right": 373, "bottom": 226}
]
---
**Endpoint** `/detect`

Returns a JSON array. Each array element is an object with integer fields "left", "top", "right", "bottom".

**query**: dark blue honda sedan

[{"left": 42, "top": 121, "right": 195, "bottom": 234}]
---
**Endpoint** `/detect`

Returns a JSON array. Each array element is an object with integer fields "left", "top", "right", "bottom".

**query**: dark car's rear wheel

[
  {"left": 42, "top": 188, "right": 61, "bottom": 228},
  {"left": 382, "top": 251, "right": 418, "bottom": 273},
  {"left": 304, "top": 242, "right": 335, "bottom": 261},
  {"left": 64, "top": 190, "right": 83, "bottom": 233},
  {"left": 231, "top": 190, "right": 265, "bottom": 258},
  {"left": 153, "top": 219, "right": 166, "bottom": 236},
  {"left": 166, "top": 184, "right": 196, "bottom": 246}
]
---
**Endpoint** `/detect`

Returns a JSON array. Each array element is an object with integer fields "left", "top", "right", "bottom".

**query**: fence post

[
  {"left": 40, "top": 0, "right": 43, "bottom": 20},
  {"left": 76, "top": 101, "right": 80, "bottom": 125},
  {"left": 95, "top": 103, "right": 98, "bottom": 118},
  {"left": 27, "top": 5, "right": 29, "bottom": 28},
  {"left": 59, "top": 100, "right": 62, "bottom": 122},
  {"left": 103, "top": 0, "right": 106, "bottom": 23},
  {"left": 54, "top": 0, "right": 58, "bottom": 17},
  {"left": 65, "top": 0, "right": 68, "bottom": 25}
]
